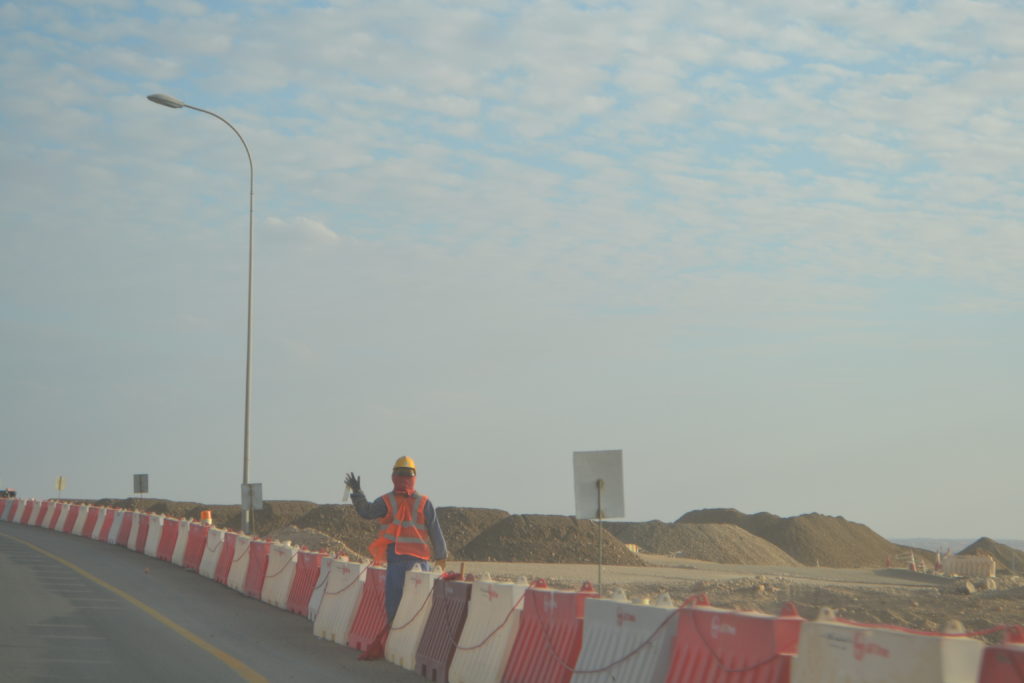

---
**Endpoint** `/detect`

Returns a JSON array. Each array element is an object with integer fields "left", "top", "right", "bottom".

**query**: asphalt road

[{"left": 0, "top": 521, "right": 423, "bottom": 682}]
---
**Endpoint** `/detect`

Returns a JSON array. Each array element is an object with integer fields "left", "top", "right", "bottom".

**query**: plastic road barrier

[
  {"left": 198, "top": 528, "right": 226, "bottom": 579},
  {"left": 144, "top": 515, "right": 164, "bottom": 557},
  {"left": 157, "top": 517, "right": 181, "bottom": 562},
  {"left": 449, "top": 577, "right": 529, "bottom": 683},
  {"left": 502, "top": 581, "right": 597, "bottom": 683},
  {"left": 95, "top": 508, "right": 115, "bottom": 541},
  {"left": 183, "top": 523, "right": 210, "bottom": 572},
  {"left": 33, "top": 501, "right": 51, "bottom": 527},
  {"left": 170, "top": 519, "right": 191, "bottom": 566},
  {"left": 61, "top": 505, "right": 81, "bottom": 534},
  {"left": 53, "top": 503, "right": 70, "bottom": 531},
  {"left": 126, "top": 511, "right": 142, "bottom": 549},
  {"left": 416, "top": 578, "right": 474, "bottom": 683},
  {"left": 243, "top": 540, "right": 270, "bottom": 599},
  {"left": 71, "top": 505, "right": 90, "bottom": 536},
  {"left": 287, "top": 551, "right": 327, "bottom": 618},
  {"left": 347, "top": 566, "right": 389, "bottom": 653},
  {"left": 44, "top": 502, "right": 62, "bottom": 530},
  {"left": 313, "top": 559, "right": 368, "bottom": 644},
  {"left": 226, "top": 535, "right": 252, "bottom": 592},
  {"left": 214, "top": 532, "right": 239, "bottom": 585},
  {"left": 569, "top": 591, "right": 680, "bottom": 683},
  {"left": 791, "top": 608, "right": 986, "bottom": 683},
  {"left": 307, "top": 555, "right": 334, "bottom": 622},
  {"left": 944, "top": 555, "right": 997, "bottom": 579},
  {"left": 665, "top": 596, "right": 803, "bottom": 683},
  {"left": 133, "top": 513, "right": 151, "bottom": 553},
  {"left": 18, "top": 500, "right": 35, "bottom": 525},
  {"left": 80, "top": 506, "right": 101, "bottom": 538},
  {"left": 261, "top": 542, "right": 299, "bottom": 609},
  {"left": 978, "top": 627, "right": 1024, "bottom": 683},
  {"left": 0, "top": 498, "right": 9, "bottom": 520},
  {"left": 115, "top": 510, "right": 133, "bottom": 546},
  {"left": 387, "top": 567, "right": 442, "bottom": 671},
  {"left": 106, "top": 509, "right": 126, "bottom": 544}
]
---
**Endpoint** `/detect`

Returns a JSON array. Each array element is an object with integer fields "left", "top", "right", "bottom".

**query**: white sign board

[
  {"left": 573, "top": 450, "right": 624, "bottom": 520},
  {"left": 242, "top": 482, "right": 264, "bottom": 511},
  {"left": 133, "top": 474, "right": 149, "bottom": 494}
]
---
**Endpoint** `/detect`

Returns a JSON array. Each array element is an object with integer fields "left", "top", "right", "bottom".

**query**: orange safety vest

[{"left": 373, "top": 492, "right": 431, "bottom": 563}]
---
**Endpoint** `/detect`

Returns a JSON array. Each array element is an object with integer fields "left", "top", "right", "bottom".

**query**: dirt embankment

[{"left": 605, "top": 520, "right": 799, "bottom": 566}]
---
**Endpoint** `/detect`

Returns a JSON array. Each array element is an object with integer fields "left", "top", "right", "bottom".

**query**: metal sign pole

[{"left": 597, "top": 478, "right": 604, "bottom": 596}]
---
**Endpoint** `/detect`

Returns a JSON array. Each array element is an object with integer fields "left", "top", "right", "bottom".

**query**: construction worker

[{"left": 345, "top": 457, "right": 447, "bottom": 628}]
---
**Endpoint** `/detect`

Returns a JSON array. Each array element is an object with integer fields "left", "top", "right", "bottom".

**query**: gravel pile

[
  {"left": 678, "top": 508, "right": 901, "bottom": 568},
  {"left": 436, "top": 507, "right": 508, "bottom": 557},
  {"left": 459, "top": 514, "right": 645, "bottom": 565},
  {"left": 266, "top": 525, "right": 365, "bottom": 559},
  {"left": 605, "top": 520, "right": 799, "bottom": 566}
]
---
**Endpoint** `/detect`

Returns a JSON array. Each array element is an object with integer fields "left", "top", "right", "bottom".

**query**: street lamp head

[{"left": 147, "top": 93, "right": 186, "bottom": 109}]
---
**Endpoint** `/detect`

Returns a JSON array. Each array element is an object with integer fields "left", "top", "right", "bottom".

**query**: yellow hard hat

[{"left": 393, "top": 456, "right": 416, "bottom": 472}]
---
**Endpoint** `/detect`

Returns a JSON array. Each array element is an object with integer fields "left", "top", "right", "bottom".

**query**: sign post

[{"left": 573, "top": 450, "right": 625, "bottom": 596}]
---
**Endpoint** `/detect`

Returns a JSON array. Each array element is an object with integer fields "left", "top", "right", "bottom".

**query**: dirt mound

[
  {"left": 436, "top": 507, "right": 508, "bottom": 557},
  {"left": 678, "top": 508, "right": 899, "bottom": 568},
  {"left": 606, "top": 521, "right": 800, "bottom": 566},
  {"left": 266, "top": 525, "right": 365, "bottom": 560},
  {"left": 459, "top": 515, "right": 645, "bottom": 566},
  {"left": 85, "top": 498, "right": 319, "bottom": 536},
  {"left": 959, "top": 538, "right": 1024, "bottom": 573},
  {"left": 291, "top": 504, "right": 378, "bottom": 557}
]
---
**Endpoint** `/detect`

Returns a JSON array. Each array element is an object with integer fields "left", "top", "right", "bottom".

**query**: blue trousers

[{"left": 385, "top": 544, "right": 429, "bottom": 623}]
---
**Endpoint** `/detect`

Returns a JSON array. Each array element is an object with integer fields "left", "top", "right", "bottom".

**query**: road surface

[{"left": 0, "top": 521, "right": 422, "bottom": 682}]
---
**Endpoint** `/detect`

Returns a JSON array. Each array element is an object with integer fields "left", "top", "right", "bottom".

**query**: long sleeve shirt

[{"left": 351, "top": 489, "right": 448, "bottom": 561}]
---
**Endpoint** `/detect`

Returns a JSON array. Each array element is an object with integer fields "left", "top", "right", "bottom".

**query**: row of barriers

[{"left": 3, "top": 496, "right": 1024, "bottom": 683}]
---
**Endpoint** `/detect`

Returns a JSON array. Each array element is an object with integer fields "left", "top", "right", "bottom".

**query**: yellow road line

[{"left": 1, "top": 531, "right": 268, "bottom": 683}]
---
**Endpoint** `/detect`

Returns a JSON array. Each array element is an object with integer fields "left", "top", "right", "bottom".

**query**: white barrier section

[
  {"left": 386, "top": 566, "right": 440, "bottom": 670},
  {"left": 6, "top": 499, "right": 23, "bottom": 522},
  {"left": 43, "top": 503, "right": 61, "bottom": 530},
  {"left": 71, "top": 506, "right": 89, "bottom": 536},
  {"left": 90, "top": 508, "right": 108, "bottom": 540},
  {"left": 944, "top": 555, "right": 997, "bottom": 579},
  {"left": 226, "top": 534, "right": 252, "bottom": 592},
  {"left": 127, "top": 512, "right": 144, "bottom": 549},
  {"left": 32, "top": 502, "right": 49, "bottom": 526},
  {"left": 106, "top": 509, "right": 125, "bottom": 544},
  {"left": 198, "top": 528, "right": 227, "bottom": 579},
  {"left": 449, "top": 577, "right": 529, "bottom": 683},
  {"left": 313, "top": 559, "right": 367, "bottom": 644},
  {"left": 54, "top": 504, "right": 71, "bottom": 532},
  {"left": 171, "top": 519, "right": 191, "bottom": 566},
  {"left": 791, "top": 609, "right": 985, "bottom": 683},
  {"left": 144, "top": 515, "right": 164, "bottom": 557},
  {"left": 570, "top": 591, "right": 679, "bottom": 683},
  {"left": 261, "top": 542, "right": 299, "bottom": 608}
]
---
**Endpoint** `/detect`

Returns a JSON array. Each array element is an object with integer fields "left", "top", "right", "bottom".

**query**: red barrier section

[
  {"left": 80, "top": 506, "right": 101, "bottom": 537},
  {"left": 214, "top": 533, "right": 239, "bottom": 585},
  {"left": 348, "top": 566, "right": 389, "bottom": 652},
  {"left": 97, "top": 508, "right": 116, "bottom": 540},
  {"left": 183, "top": 523, "right": 210, "bottom": 571},
  {"left": 665, "top": 596, "right": 803, "bottom": 683},
  {"left": 48, "top": 504, "right": 65, "bottom": 530},
  {"left": 978, "top": 626, "right": 1024, "bottom": 683},
  {"left": 132, "top": 513, "right": 150, "bottom": 553},
  {"left": 18, "top": 500, "right": 36, "bottom": 525},
  {"left": 116, "top": 511, "right": 133, "bottom": 545},
  {"left": 501, "top": 581, "right": 596, "bottom": 683},
  {"left": 287, "top": 551, "right": 326, "bottom": 617},
  {"left": 32, "top": 501, "right": 50, "bottom": 526},
  {"left": 61, "top": 505, "right": 81, "bottom": 534},
  {"left": 243, "top": 541, "right": 270, "bottom": 599},
  {"left": 416, "top": 578, "right": 473, "bottom": 683},
  {"left": 0, "top": 499, "right": 7, "bottom": 519},
  {"left": 156, "top": 517, "right": 180, "bottom": 562}
]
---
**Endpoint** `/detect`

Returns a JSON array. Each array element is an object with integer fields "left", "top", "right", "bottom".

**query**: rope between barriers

[
  {"left": 688, "top": 607, "right": 783, "bottom": 673},
  {"left": 449, "top": 589, "right": 529, "bottom": 651},
  {"left": 390, "top": 585, "right": 434, "bottom": 632},
  {"left": 230, "top": 541, "right": 252, "bottom": 564},
  {"left": 324, "top": 564, "right": 370, "bottom": 596},
  {"left": 263, "top": 552, "right": 296, "bottom": 580}
]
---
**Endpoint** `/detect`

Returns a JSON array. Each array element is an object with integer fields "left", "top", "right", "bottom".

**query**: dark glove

[{"left": 344, "top": 472, "right": 361, "bottom": 493}]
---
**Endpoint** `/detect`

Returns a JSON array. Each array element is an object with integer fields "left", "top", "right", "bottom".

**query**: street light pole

[{"left": 147, "top": 93, "right": 255, "bottom": 535}]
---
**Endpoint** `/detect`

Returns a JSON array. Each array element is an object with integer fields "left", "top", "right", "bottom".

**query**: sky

[{"left": 2, "top": 0, "right": 1024, "bottom": 541}]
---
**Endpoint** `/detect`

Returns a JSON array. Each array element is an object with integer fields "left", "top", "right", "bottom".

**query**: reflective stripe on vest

[{"left": 377, "top": 492, "right": 431, "bottom": 560}]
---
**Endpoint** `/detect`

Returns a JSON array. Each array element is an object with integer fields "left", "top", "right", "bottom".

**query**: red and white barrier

[
  {"left": 0, "top": 498, "right": 9, "bottom": 520},
  {"left": 242, "top": 540, "right": 270, "bottom": 599},
  {"left": 501, "top": 581, "right": 596, "bottom": 683},
  {"left": 224, "top": 534, "right": 249, "bottom": 590},
  {"left": 156, "top": 517, "right": 180, "bottom": 562},
  {"left": 60, "top": 505, "right": 81, "bottom": 534},
  {"left": 665, "top": 596, "right": 803, "bottom": 683},
  {"left": 569, "top": 591, "right": 679, "bottom": 683},
  {"left": 313, "top": 559, "right": 368, "bottom": 644},
  {"left": 449, "top": 577, "right": 529, "bottom": 683},
  {"left": 18, "top": 500, "right": 35, "bottom": 525},
  {"left": 115, "top": 510, "right": 133, "bottom": 545},
  {"left": 183, "top": 522, "right": 210, "bottom": 571},
  {"left": 53, "top": 503, "right": 70, "bottom": 531},
  {"left": 198, "top": 527, "right": 227, "bottom": 579},
  {"left": 347, "top": 566, "right": 389, "bottom": 653},
  {"left": 170, "top": 519, "right": 191, "bottom": 566},
  {"left": 387, "top": 567, "right": 441, "bottom": 671},
  {"left": 261, "top": 542, "right": 298, "bottom": 609},
  {"left": 416, "top": 577, "right": 474, "bottom": 683},
  {"left": 978, "top": 627, "right": 1024, "bottom": 683},
  {"left": 791, "top": 609, "right": 985, "bottom": 683},
  {"left": 44, "top": 502, "right": 62, "bottom": 529},
  {"left": 105, "top": 509, "right": 126, "bottom": 543},
  {"left": 144, "top": 515, "right": 164, "bottom": 557},
  {"left": 71, "top": 505, "right": 90, "bottom": 536},
  {"left": 286, "top": 550, "right": 327, "bottom": 618},
  {"left": 32, "top": 501, "right": 51, "bottom": 527},
  {"left": 214, "top": 532, "right": 239, "bottom": 585},
  {"left": 132, "top": 513, "right": 151, "bottom": 553},
  {"left": 79, "top": 506, "right": 101, "bottom": 538}
]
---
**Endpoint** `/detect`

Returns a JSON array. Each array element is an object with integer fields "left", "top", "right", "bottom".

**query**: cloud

[{"left": 265, "top": 216, "right": 340, "bottom": 245}]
